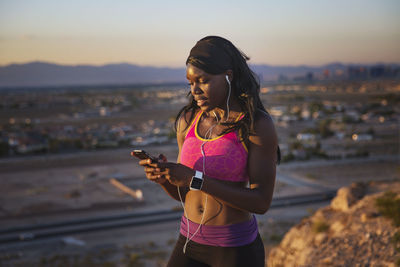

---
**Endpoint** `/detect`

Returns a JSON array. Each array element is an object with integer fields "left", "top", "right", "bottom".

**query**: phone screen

[{"left": 131, "top": 150, "right": 157, "bottom": 161}]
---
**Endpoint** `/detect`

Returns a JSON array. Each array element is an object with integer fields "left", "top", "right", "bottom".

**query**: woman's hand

[
  {"left": 139, "top": 154, "right": 168, "bottom": 184},
  {"left": 150, "top": 162, "right": 195, "bottom": 187}
]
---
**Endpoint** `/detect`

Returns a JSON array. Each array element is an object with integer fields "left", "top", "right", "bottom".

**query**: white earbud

[
  {"left": 225, "top": 75, "right": 230, "bottom": 84},
  {"left": 224, "top": 75, "right": 231, "bottom": 122}
]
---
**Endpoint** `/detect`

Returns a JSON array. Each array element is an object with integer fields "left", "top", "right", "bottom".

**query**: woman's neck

[{"left": 205, "top": 98, "right": 242, "bottom": 122}]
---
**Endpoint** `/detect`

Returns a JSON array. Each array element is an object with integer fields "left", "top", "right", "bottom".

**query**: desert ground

[{"left": 0, "top": 144, "right": 398, "bottom": 266}]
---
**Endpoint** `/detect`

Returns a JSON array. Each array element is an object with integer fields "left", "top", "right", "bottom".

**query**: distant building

[
  {"left": 301, "top": 109, "right": 311, "bottom": 120},
  {"left": 352, "top": 134, "right": 373, "bottom": 141},
  {"left": 323, "top": 69, "right": 330, "bottom": 79},
  {"left": 348, "top": 66, "right": 368, "bottom": 79},
  {"left": 345, "top": 110, "right": 361, "bottom": 121},
  {"left": 306, "top": 72, "right": 313, "bottom": 82},
  {"left": 278, "top": 74, "right": 289, "bottom": 82},
  {"left": 335, "top": 131, "right": 345, "bottom": 140},
  {"left": 296, "top": 133, "right": 316, "bottom": 141},
  {"left": 269, "top": 106, "right": 286, "bottom": 117}
]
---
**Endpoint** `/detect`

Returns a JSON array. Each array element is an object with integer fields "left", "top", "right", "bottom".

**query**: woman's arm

[
  {"left": 140, "top": 110, "right": 194, "bottom": 202},
  {"left": 155, "top": 111, "right": 278, "bottom": 214},
  {"left": 158, "top": 176, "right": 189, "bottom": 202}
]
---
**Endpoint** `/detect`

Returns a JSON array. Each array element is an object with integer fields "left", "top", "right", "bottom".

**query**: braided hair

[{"left": 175, "top": 36, "right": 281, "bottom": 164}]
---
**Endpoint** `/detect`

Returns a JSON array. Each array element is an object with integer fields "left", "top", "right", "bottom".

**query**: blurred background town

[
  {"left": 1, "top": 67, "right": 399, "bottom": 160},
  {"left": 0, "top": 0, "right": 399, "bottom": 266}
]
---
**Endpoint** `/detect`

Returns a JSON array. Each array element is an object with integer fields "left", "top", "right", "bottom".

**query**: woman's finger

[
  {"left": 156, "top": 169, "right": 170, "bottom": 176},
  {"left": 147, "top": 162, "right": 159, "bottom": 168},
  {"left": 139, "top": 159, "right": 152, "bottom": 166},
  {"left": 144, "top": 168, "right": 163, "bottom": 176},
  {"left": 144, "top": 166, "right": 157, "bottom": 172},
  {"left": 146, "top": 173, "right": 159, "bottom": 180},
  {"left": 146, "top": 173, "right": 167, "bottom": 184}
]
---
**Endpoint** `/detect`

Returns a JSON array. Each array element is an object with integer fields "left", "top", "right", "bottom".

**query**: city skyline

[{"left": 1, "top": 0, "right": 399, "bottom": 67}]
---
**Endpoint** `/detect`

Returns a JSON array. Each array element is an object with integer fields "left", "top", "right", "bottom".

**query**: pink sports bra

[{"left": 180, "top": 111, "right": 249, "bottom": 182}]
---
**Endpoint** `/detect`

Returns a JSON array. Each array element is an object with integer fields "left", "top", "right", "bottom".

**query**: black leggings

[{"left": 167, "top": 233, "right": 265, "bottom": 267}]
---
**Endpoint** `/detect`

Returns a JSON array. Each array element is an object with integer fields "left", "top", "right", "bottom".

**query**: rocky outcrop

[
  {"left": 330, "top": 182, "right": 367, "bottom": 212},
  {"left": 267, "top": 181, "right": 400, "bottom": 267}
]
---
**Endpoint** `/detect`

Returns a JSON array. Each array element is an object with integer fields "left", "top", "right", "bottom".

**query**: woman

[{"left": 139, "top": 36, "right": 280, "bottom": 267}]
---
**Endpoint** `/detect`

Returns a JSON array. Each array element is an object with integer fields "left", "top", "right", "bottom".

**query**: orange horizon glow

[{"left": 1, "top": 0, "right": 399, "bottom": 67}]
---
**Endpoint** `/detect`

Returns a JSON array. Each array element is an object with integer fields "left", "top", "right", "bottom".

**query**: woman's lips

[{"left": 196, "top": 99, "right": 207, "bottom": 106}]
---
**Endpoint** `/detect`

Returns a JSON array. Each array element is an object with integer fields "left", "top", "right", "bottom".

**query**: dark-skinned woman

[{"left": 139, "top": 36, "right": 280, "bottom": 267}]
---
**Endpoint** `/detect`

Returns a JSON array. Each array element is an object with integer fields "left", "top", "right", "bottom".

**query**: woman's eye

[{"left": 187, "top": 80, "right": 207, "bottom": 87}]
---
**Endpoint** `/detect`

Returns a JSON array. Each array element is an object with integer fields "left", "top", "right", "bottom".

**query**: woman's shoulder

[
  {"left": 255, "top": 108, "right": 274, "bottom": 127},
  {"left": 250, "top": 109, "right": 277, "bottom": 144}
]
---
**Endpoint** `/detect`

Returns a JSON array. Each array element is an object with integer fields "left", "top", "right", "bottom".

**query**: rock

[
  {"left": 297, "top": 247, "right": 313, "bottom": 266},
  {"left": 280, "top": 226, "right": 310, "bottom": 252},
  {"left": 321, "top": 256, "right": 333, "bottom": 264},
  {"left": 314, "top": 233, "right": 327, "bottom": 245},
  {"left": 331, "top": 187, "right": 355, "bottom": 211},
  {"left": 361, "top": 211, "right": 380, "bottom": 222},
  {"left": 361, "top": 212, "right": 368, "bottom": 222},
  {"left": 330, "top": 183, "right": 366, "bottom": 212},
  {"left": 267, "top": 182, "right": 400, "bottom": 267},
  {"left": 372, "top": 261, "right": 395, "bottom": 267},
  {"left": 330, "top": 221, "right": 345, "bottom": 234}
]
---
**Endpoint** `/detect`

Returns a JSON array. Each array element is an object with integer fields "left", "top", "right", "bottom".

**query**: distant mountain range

[{"left": 0, "top": 61, "right": 398, "bottom": 88}]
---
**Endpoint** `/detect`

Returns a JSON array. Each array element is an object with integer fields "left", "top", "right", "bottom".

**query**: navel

[{"left": 198, "top": 204, "right": 204, "bottom": 213}]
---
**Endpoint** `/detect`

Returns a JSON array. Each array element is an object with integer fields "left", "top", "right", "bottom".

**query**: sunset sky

[{"left": 0, "top": 0, "right": 399, "bottom": 67}]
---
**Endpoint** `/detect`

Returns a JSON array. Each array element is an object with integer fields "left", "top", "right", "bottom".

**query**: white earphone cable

[
  {"left": 179, "top": 76, "right": 231, "bottom": 253},
  {"left": 179, "top": 113, "right": 217, "bottom": 253},
  {"left": 225, "top": 75, "right": 231, "bottom": 122}
]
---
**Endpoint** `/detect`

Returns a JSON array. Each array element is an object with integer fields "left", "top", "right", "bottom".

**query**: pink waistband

[{"left": 180, "top": 215, "right": 258, "bottom": 247}]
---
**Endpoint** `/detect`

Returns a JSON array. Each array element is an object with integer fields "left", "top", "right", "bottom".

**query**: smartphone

[{"left": 131, "top": 149, "right": 157, "bottom": 162}]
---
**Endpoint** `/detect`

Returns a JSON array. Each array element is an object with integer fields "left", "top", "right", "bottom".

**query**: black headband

[{"left": 186, "top": 36, "right": 233, "bottom": 75}]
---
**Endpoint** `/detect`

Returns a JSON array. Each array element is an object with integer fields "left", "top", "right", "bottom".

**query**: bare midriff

[{"left": 184, "top": 180, "right": 251, "bottom": 225}]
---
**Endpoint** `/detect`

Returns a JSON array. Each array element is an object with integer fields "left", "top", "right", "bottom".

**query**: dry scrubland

[
  {"left": 0, "top": 145, "right": 398, "bottom": 266},
  {"left": 268, "top": 181, "right": 400, "bottom": 267}
]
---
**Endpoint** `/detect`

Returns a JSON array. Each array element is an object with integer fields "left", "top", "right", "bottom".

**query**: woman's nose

[{"left": 191, "top": 83, "right": 202, "bottom": 95}]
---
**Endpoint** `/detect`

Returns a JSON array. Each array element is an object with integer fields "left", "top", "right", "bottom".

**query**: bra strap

[
  {"left": 184, "top": 110, "right": 203, "bottom": 138},
  {"left": 235, "top": 112, "right": 245, "bottom": 122}
]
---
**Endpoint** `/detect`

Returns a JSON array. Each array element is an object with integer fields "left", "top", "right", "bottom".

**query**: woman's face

[{"left": 186, "top": 63, "right": 229, "bottom": 112}]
